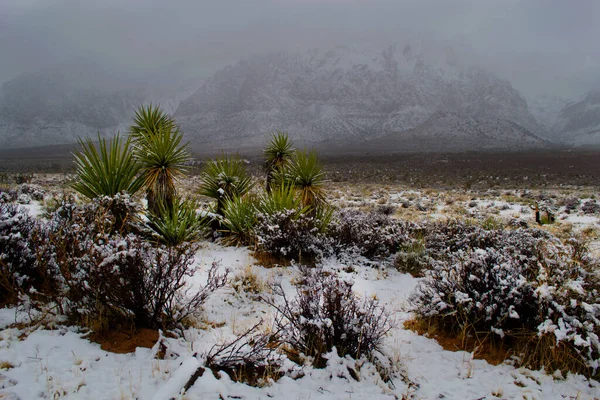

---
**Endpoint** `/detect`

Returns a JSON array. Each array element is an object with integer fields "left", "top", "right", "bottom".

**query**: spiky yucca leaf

[
  {"left": 313, "top": 204, "right": 335, "bottom": 234},
  {"left": 71, "top": 134, "right": 143, "bottom": 199},
  {"left": 257, "top": 183, "right": 310, "bottom": 218},
  {"left": 198, "top": 154, "right": 254, "bottom": 216},
  {"left": 221, "top": 195, "right": 258, "bottom": 246},
  {"left": 264, "top": 131, "right": 294, "bottom": 192},
  {"left": 146, "top": 197, "right": 204, "bottom": 246},
  {"left": 277, "top": 149, "right": 327, "bottom": 208},
  {"left": 129, "top": 104, "right": 176, "bottom": 143}
]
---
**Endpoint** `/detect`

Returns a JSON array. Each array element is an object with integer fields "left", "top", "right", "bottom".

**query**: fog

[{"left": 1, "top": 0, "right": 599, "bottom": 96}]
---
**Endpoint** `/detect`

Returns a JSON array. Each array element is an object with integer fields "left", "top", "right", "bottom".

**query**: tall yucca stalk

[
  {"left": 198, "top": 154, "right": 254, "bottom": 217},
  {"left": 264, "top": 131, "right": 294, "bottom": 193},
  {"left": 130, "top": 105, "right": 190, "bottom": 213},
  {"left": 277, "top": 149, "right": 327, "bottom": 209},
  {"left": 71, "top": 133, "right": 143, "bottom": 199}
]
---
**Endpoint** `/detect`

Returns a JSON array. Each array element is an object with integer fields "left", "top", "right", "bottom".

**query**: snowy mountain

[
  {"left": 0, "top": 69, "right": 200, "bottom": 149},
  {"left": 526, "top": 94, "right": 570, "bottom": 141},
  {"left": 554, "top": 91, "right": 600, "bottom": 147},
  {"left": 175, "top": 46, "right": 547, "bottom": 152}
]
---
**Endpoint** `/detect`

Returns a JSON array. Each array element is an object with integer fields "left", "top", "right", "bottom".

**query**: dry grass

[
  {"left": 252, "top": 251, "right": 293, "bottom": 268},
  {"left": 231, "top": 265, "right": 266, "bottom": 295},
  {"left": 0, "top": 360, "right": 15, "bottom": 370},
  {"left": 405, "top": 318, "right": 598, "bottom": 380},
  {"left": 403, "top": 318, "right": 512, "bottom": 366}
]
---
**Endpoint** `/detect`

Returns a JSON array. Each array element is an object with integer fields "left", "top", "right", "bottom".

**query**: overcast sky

[{"left": 1, "top": 0, "right": 599, "bottom": 97}]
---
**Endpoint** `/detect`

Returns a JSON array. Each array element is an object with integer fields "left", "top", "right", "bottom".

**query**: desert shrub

[
  {"left": 582, "top": 200, "right": 600, "bottom": 214},
  {"left": 265, "top": 268, "right": 392, "bottom": 367},
  {"left": 41, "top": 192, "right": 78, "bottom": 219},
  {"left": 203, "top": 319, "right": 284, "bottom": 387},
  {"left": 0, "top": 204, "right": 39, "bottom": 305},
  {"left": 561, "top": 197, "right": 581, "bottom": 213},
  {"left": 64, "top": 236, "right": 226, "bottom": 330},
  {"left": 14, "top": 173, "right": 33, "bottom": 184},
  {"left": 421, "top": 220, "right": 550, "bottom": 263},
  {"left": 252, "top": 184, "right": 332, "bottom": 262},
  {"left": 254, "top": 209, "right": 332, "bottom": 262},
  {"left": 0, "top": 189, "right": 17, "bottom": 203},
  {"left": 411, "top": 232, "right": 600, "bottom": 378},
  {"left": 18, "top": 183, "right": 45, "bottom": 201},
  {"left": 394, "top": 233, "right": 427, "bottom": 277},
  {"left": 481, "top": 216, "right": 503, "bottom": 230},
  {"left": 329, "top": 209, "right": 414, "bottom": 259},
  {"left": 7, "top": 196, "right": 226, "bottom": 331}
]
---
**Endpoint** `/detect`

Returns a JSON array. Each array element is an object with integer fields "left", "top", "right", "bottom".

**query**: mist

[{"left": 1, "top": 0, "right": 599, "bottom": 96}]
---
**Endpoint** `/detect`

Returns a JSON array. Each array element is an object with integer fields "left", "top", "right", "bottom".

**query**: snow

[{"left": 1, "top": 241, "right": 599, "bottom": 399}]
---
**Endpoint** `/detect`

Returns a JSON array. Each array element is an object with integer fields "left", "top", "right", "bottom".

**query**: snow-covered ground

[
  {"left": 2, "top": 183, "right": 600, "bottom": 400},
  {"left": 1, "top": 242, "right": 599, "bottom": 400}
]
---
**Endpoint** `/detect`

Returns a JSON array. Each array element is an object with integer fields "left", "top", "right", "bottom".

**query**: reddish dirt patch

[{"left": 89, "top": 328, "right": 159, "bottom": 354}]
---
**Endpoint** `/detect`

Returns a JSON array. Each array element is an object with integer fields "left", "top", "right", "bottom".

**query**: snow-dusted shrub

[
  {"left": 65, "top": 236, "right": 226, "bottom": 330},
  {"left": 329, "top": 209, "right": 414, "bottom": 259},
  {"left": 411, "top": 232, "right": 600, "bottom": 378},
  {"left": 18, "top": 183, "right": 45, "bottom": 201},
  {"left": 561, "top": 197, "right": 581, "bottom": 213},
  {"left": 0, "top": 189, "right": 17, "bottom": 203},
  {"left": 412, "top": 247, "right": 540, "bottom": 333},
  {"left": 205, "top": 319, "right": 284, "bottom": 386},
  {"left": 254, "top": 209, "right": 333, "bottom": 262},
  {"left": 422, "top": 220, "right": 550, "bottom": 263},
  {"left": 13, "top": 195, "right": 225, "bottom": 331},
  {"left": 266, "top": 268, "right": 392, "bottom": 367},
  {"left": 581, "top": 200, "right": 600, "bottom": 214},
  {"left": 0, "top": 204, "right": 38, "bottom": 305}
]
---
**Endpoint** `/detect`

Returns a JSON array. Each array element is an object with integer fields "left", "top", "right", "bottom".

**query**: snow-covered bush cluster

[
  {"left": 255, "top": 207, "right": 422, "bottom": 263},
  {"left": 0, "top": 204, "right": 38, "bottom": 305},
  {"left": 0, "top": 183, "right": 45, "bottom": 204},
  {"left": 254, "top": 209, "right": 332, "bottom": 262},
  {"left": 0, "top": 196, "right": 227, "bottom": 330},
  {"left": 582, "top": 200, "right": 600, "bottom": 214},
  {"left": 329, "top": 208, "right": 416, "bottom": 259},
  {"left": 266, "top": 267, "right": 392, "bottom": 367},
  {"left": 411, "top": 225, "right": 600, "bottom": 377}
]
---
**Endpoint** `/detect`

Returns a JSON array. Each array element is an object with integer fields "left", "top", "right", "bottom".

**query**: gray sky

[{"left": 1, "top": 0, "right": 599, "bottom": 96}]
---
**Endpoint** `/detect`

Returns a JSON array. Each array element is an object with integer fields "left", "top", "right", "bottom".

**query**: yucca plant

[
  {"left": 130, "top": 104, "right": 176, "bottom": 143},
  {"left": 264, "top": 131, "right": 294, "bottom": 193},
  {"left": 221, "top": 195, "right": 258, "bottom": 246},
  {"left": 146, "top": 197, "right": 204, "bottom": 246},
  {"left": 313, "top": 204, "right": 335, "bottom": 234},
  {"left": 129, "top": 105, "right": 191, "bottom": 214},
  {"left": 198, "top": 154, "right": 254, "bottom": 217},
  {"left": 277, "top": 149, "right": 327, "bottom": 209},
  {"left": 71, "top": 133, "right": 143, "bottom": 199},
  {"left": 257, "top": 183, "right": 310, "bottom": 218}
]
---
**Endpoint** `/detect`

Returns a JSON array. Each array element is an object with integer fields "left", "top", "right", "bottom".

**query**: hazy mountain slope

[
  {"left": 176, "top": 46, "right": 546, "bottom": 151},
  {"left": 0, "top": 69, "right": 200, "bottom": 148},
  {"left": 555, "top": 91, "right": 600, "bottom": 147}
]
